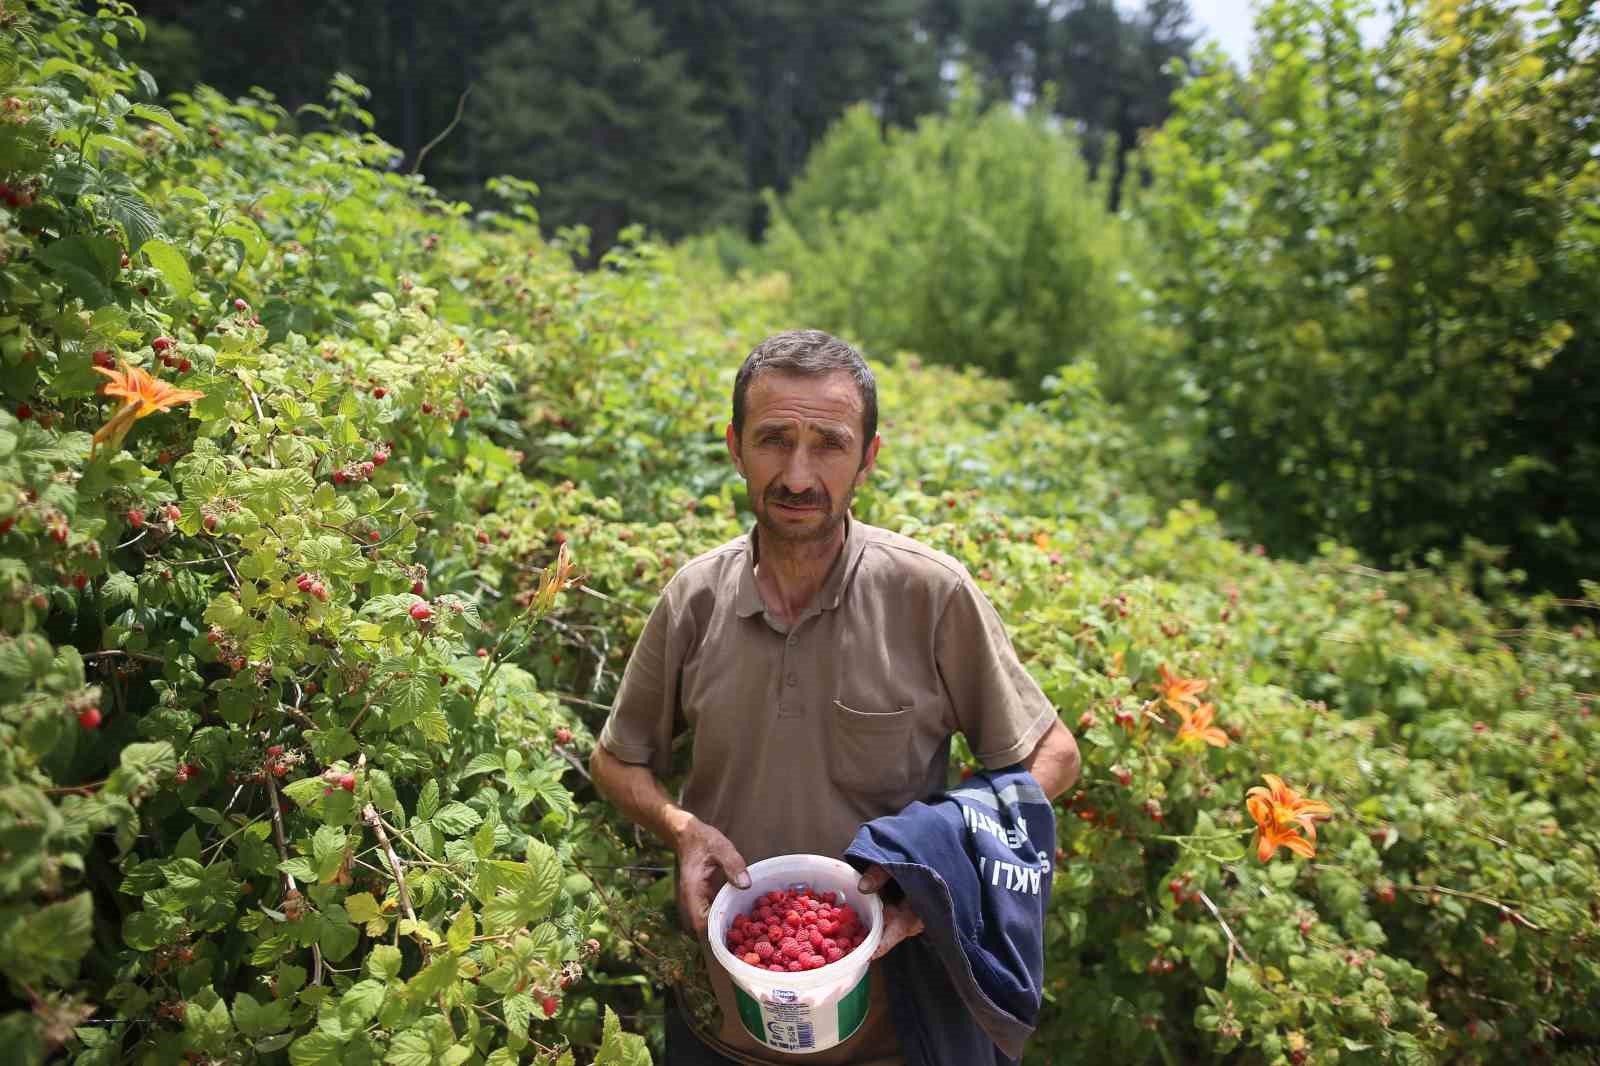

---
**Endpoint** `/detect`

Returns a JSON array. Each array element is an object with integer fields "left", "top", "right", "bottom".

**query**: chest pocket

[{"left": 827, "top": 698, "right": 936, "bottom": 800}]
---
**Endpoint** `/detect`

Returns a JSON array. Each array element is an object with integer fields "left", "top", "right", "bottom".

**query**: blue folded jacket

[{"left": 843, "top": 767, "right": 1055, "bottom": 1066}]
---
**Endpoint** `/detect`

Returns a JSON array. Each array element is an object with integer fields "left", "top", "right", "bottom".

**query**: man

[{"left": 590, "top": 330, "right": 1080, "bottom": 1065}]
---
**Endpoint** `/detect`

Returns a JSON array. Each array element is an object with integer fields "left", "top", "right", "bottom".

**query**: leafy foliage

[
  {"left": 1134, "top": 0, "right": 1600, "bottom": 594},
  {"left": 762, "top": 87, "right": 1156, "bottom": 397}
]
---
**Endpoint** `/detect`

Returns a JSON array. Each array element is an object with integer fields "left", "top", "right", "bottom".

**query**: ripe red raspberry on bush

[{"left": 723, "top": 886, "right": 866, "bottom": 972}]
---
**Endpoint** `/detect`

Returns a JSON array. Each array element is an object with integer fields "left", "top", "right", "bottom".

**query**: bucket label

[
  {"left": 733, "top": 971, "right": 870, "bottom": 1053},
  {"left": 762, "top": 994, "right": 814, "bottom": 1051}
]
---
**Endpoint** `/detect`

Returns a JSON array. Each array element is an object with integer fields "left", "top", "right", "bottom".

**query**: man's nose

[{"left": 778, "top": 446, "right": 818, "bottom": 494}]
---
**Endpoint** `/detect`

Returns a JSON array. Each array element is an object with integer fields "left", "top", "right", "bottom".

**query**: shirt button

[{"left": 786, "top": 673, "right": 799, "bottom": 687}]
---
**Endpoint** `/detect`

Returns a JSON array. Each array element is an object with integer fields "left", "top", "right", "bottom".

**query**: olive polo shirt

[{"left": 598, "top": 512, "right": 1058, "bottom": 1064}]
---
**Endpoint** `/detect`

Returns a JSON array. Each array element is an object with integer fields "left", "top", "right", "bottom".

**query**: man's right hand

[{"left": 674, "top": 815, "right": 751, "bottom": 938}]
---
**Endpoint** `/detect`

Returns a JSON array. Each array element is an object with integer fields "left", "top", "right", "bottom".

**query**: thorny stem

[
  {"left": 1402, "top": 882, "right": 1546, "bottom": 932},
  {"left": 569, "top": 851, "right": 663, "bottom": 963},
  {"left": 1197, "top": 889, "right": 1254, "bottom": 968},
  {"left": 363, "top": 803, "right": 418, "bottom": 926},
  {"left": 378, "top": 816, "right": 474, "bottom": 894},
  {"left": 265, "top": 770, "right": 323, "bottom": 984}
]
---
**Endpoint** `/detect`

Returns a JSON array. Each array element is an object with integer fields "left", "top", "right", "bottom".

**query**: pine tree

[{"left": 466, "top": 0, "right": 747, "bottom": 260}]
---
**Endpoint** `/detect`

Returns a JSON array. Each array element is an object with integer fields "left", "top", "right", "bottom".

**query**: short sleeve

[
  {"left": 597, "top": 588, "right": 687, "bottom": 779},
  {"left": 935, "top": 576, "right": 1058, "bottom": 768}
]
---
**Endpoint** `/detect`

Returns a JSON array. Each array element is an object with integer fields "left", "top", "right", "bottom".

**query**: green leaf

[
  {"left": 102, "top": 188, "right": 163, "bottom": 252},
  {"left": 344, "top": 892, "right": 382, "bottom": 925},
  {"left": 140, "top": 238, "right": 194, "bottom": 298},
  {"left": 288, "top": 1030, "right": 345, "bottom": 1066},
  {"left": 416, "top": 780, "right": 440, "bottom": 822},
  {"left": 10, "top": 893, "right": 93, "bottom": 973},
  {"left": 233, "top": 991, "right": 289, "bottom": 1038},
  {"left": 37, "top": 235, "right": 120, "bottom": 305},
  {"left": 281, "top": 777, "right": 326, "bottom": 809},
  {"left": 312, "top": 825, "right": 347, "bottom": 881},
  {"left": 405, "top": 956, "right": 459, "bottom": 1004},
  {"left": 431, "top": 802, "right": 481, "bottom": 837},
  {"left": 503, "top": 992, "right": 532, "bottom": 1037},
  {"left": 594, "top": 1006, "right": 652, "bottom": 1066},
  {"left": 384, "top": 1029, "right": 435, "bottom": 1066},
  {"left": 340, "top": 979, "right": 387, "bottom": 1026},
  {"left": 129, "top": 103, "right": 186, "bottom": 138},
  {"left": 447, "top": 903, "right": 475, "bottom": 956},
  {"left": 460, "top": 753, "right": 504, "bottom": 779},
  {"left": 368, "top": 944, "right": 403, "bottom": 982}
]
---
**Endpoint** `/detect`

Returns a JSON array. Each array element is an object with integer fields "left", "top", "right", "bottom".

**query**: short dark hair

[{"left": 731, "top": 330, "right": 878, "bottom": 460}]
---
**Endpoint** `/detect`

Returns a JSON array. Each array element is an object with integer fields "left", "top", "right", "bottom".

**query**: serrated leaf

[
  {"left": 102, "top": 188, "right": 162, "bottom": 252},
  {"left": 129, "top": 102, "right": 185, "bottom": 138},
  {"left": 100, "top": 570, "right": 138, "bottom": 605},
  {"left": 594, "top": 1006, "right": 651, "bottom": 1066},
  {"left": 384, "top": 1029, "right": 434, "bottom": 1066},
  {"left": 415, "top": 705, "right": 449, "bottom": 745},
  {"left": 405, "top": 955, "right": 459, "bottom": 1003},
  {"left": 281, "top": 777, "right": 326, "bottom": 809},
  {"left": 460, "top": 753, "right": 503, "bottom": 779},
  {"left": 416, "top": 780, "right": 440, "bottom": 821},
  {"left": 344, "top": 892, "right": 382, "bottom": 924},
  {"left": 382, "top": 669, "right": 440, "bottom": 730},
  {"left": 447, "top": 903, "right": 475, "bottom": 956},
  {"left": 9, "top": 893, "right": 93, "bottom": 975},
  {"left": 140, "top": 238, "right": 194, "bottom": 298},
  {"left": 340, "top": 979, "right": 387, "bottom": 1026},
  {"left": 503, "top": 993, "right": 532, "bottom": 1037},
  {"left": 368, "top": 944, "right": 403, "bottom": 982},
  {"left": 233, "top": 991, "right": 289, "bottom": 1038},
  {"left": 288, "top": 1030, "right": 344, "bottom": 1066},
  {"left": 37, "top": 235, "right": 120, "bottom": 305},
  {"left": 431, "top": 802, "right": 481, "bottom": 837}
]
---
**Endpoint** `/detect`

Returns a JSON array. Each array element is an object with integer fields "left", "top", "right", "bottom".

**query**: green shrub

[
  {"left": 762, "top": 85, "right": 1153, "bottom": 398},
  {"left": 1133, "top": 0, "right": 1600, "bottom": 594}
]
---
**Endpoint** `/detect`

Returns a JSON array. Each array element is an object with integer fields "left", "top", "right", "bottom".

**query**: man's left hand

[{"left": 857, "top": 864, "right": 924, "bottom": 960}]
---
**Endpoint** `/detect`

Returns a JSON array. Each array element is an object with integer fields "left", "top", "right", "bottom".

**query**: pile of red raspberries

[{"left": 725, "top": 886, "right": 868, "bottom": 972}]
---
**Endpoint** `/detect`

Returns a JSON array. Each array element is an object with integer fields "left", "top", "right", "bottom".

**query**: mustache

[{"left": 768, "top": 488, "right": 828, "bottom": 508}]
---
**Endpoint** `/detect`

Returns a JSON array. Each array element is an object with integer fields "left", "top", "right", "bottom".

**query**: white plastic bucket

[{"left": 708, "top": 854, "right": 884, "bottom": 1055}]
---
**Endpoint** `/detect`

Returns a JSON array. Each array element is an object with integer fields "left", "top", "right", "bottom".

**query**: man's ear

[
  {"left": 726, "top": 423, "right": 744, "bottom": 477},
  {"left": 854, "top": 434, "right": 882, "bottom": 488}
]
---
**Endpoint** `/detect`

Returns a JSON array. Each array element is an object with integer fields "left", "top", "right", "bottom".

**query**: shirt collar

[{"left": 736, "top": 512, "right": 867, "bottom": 619}]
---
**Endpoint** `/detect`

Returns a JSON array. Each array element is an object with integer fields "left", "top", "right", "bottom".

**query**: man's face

[{"left": 727, "top": 370, "right": 880, "bottom": 548}]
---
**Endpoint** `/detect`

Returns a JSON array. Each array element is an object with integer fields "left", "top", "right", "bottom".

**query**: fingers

[
  {"left": 713, "top": 838, "right": 751, "bottom": 890},
  {"left": 856, "top": 864, "right": 890, "bottom": 894},
  {"left": 870, "top": 900, "right": 925, "bottom": 960},
  {"left": 679, "top": 879, "right": 712, "bottom": 937}
]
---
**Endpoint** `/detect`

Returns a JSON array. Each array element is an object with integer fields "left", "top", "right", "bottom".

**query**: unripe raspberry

[
  {"left": 166, "top": 503, "right": 181, "bottom": 522},
  {"left": 127, "top": 508, "right": 145, "bottom": 529},
  {"left": 409, "top": 602, "right": 432, "bottom": 622},
  {"left": 555, "top": 727, "right": 573, "bottom": 745}
]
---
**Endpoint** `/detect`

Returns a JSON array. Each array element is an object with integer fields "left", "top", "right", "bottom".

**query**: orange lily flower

[
  {"left": 1246, "top": 773, "right": 1333, "bottom": 861},
  {"left": 1156, "top": 663, "right": 1208, "bottom": 712},
  {"left": 1175, "top": 702, "right": 1230, "bottom": 748},
  {"left": 91, "top": 360, "right": 205, "bottom": 454}
]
